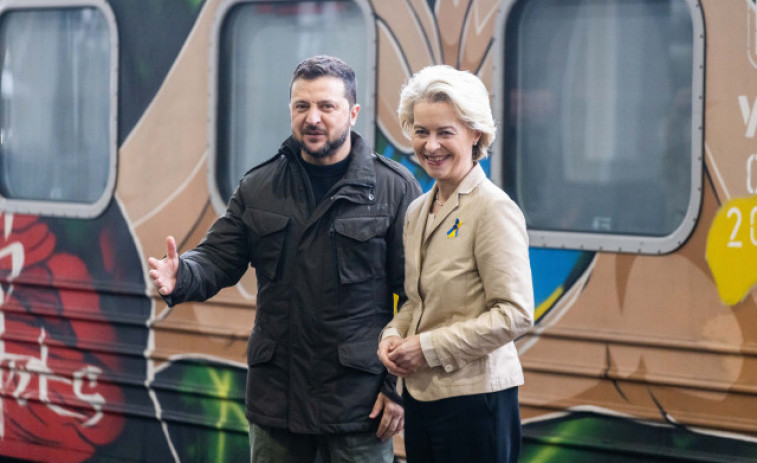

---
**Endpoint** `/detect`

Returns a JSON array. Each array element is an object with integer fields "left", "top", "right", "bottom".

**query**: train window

[
  {"left": 0, "top": 0, "right": 117, "bottom": 218},
  {"left": 210, "top": 0, "right": 374, "bottom": 206},
  {"left": 496, "top": 0, "right": 704, "bottom": 254}
]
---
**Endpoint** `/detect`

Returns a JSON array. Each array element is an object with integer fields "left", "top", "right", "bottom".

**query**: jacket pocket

[
  {"left": 332, "top": 216, "right": 389, "bottom": 284},
  {"left": 337, "top": 339, "right": 384, "bottom": 375},
  {"left": 247, "top": 331, "right": 277, "bottom": 366},
  {"left": 243, "top": 208, "right": 290, "bottom": 281}
]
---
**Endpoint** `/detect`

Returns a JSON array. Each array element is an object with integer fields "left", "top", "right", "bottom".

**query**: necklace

[{"left": 434, "top": 192, "right": 446, "bottom": 207}]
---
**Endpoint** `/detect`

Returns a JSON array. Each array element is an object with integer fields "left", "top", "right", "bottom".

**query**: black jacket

[{"left": 166, "top": 132, "right": 421, "bottom": 433}]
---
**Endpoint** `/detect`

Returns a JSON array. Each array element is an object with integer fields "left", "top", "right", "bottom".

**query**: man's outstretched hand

[{"left": 148, "top": 236, "right": 179, "bottom": 295}]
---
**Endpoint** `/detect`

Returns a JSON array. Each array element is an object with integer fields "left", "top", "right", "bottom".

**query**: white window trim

[
  {"left": 0, "top": 0, "right": 118, "bottom": 219},
  {"left": 207, "top": 0, "right": 377, "bottom": 215},
  {"left": 491, "top": 0, "right": 705, "bottom": 255}
]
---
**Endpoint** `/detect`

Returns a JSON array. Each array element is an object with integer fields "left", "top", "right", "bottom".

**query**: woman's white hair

[{"left": 398, "top": 65, "right": 496, "bottom": 161}]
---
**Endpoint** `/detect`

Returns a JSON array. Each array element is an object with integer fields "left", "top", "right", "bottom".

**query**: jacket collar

[
  {"left": 422, "top": 162, "right": 486, "bottom": 242},
  {"left": 282, "top": 132, "right": 377, "bottom": 224}
]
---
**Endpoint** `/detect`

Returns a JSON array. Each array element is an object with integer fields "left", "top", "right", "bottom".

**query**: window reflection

[
  {"left": 504, "top": 0, "right": 694, "bottom": 237},
  {"left": 216, "top": 0, "right": 370, "bottom": 203},
  {"left": 0, "top": 7, "right": 111, "bottom": 203}
]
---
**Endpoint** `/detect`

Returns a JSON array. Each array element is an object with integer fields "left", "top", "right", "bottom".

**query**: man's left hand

[{"left": 369, "top": 392, "right": 404, "bottom": 442}]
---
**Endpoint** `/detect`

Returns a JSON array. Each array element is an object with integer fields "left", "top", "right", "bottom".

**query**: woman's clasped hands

[{"left": 378, "top": 335, "right": 428, "bottom": 377}]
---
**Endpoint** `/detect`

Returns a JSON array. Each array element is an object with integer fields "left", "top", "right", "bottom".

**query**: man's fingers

[
  {"left": 373, "top": 395, "right": 388, "bottom": 438},
  {"left": 377, "top": 403, "right": 403, "bottom": 441},
  {"left": 147, "top": 257, "right": 160, "bottom": 270},
  {"left": 369, "top": 395, "right": 383, "bottom": 419},
  {"left": 376, "top": 417, "right": 389, "bottom": 440},
  {"left": 166, "top": 235, "right": 178, "bottom": 261},
  {"left": 373, "top": 393, "right": 404, "bottom": 441},
  {"left": 377, "top": 412, "right": 395, "bottom": 441}
]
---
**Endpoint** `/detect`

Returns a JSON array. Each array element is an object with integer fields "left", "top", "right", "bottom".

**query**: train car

[{"left": 0, "top": 0, "right": 753, "bottom": 461}]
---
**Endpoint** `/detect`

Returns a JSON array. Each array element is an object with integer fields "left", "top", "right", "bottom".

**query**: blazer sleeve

[
  {"left": 430, "top": 193, "right": 535, "bottom": 371},
  {"left": 382, "top": 299, "right": 416, "bottom": 339}
]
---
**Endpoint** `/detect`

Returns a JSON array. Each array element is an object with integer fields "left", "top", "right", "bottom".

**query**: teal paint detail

[
  {"left": 529, "top": 248, "right": 583, "bottom": 307},
  {"left": 529, "top": 248, "right": 594, "bottom": 317}
]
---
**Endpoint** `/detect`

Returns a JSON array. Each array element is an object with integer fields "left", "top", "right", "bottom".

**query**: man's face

[{"left": 290, "top": 76, "right": 360, "bottom": 165}]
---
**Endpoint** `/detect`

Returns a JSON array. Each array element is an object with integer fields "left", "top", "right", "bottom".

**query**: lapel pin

[{"left": 447, "top": 218, "right": 462, "bottom": 238}]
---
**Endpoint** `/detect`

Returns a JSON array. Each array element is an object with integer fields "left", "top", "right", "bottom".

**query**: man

[{"left": 148, "top": 55, "right": 421, "bottom": 462}]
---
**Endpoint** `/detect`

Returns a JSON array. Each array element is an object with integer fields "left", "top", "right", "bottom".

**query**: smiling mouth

[{"left": 424, "top": 154, "right": 449, "bottom": 163}]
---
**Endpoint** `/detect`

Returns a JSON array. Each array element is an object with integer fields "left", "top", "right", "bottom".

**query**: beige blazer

[{"left": 384, "top": 164, "right": 534, "bottom": 401}]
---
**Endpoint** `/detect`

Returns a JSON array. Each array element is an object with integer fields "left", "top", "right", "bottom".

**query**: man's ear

[{"left": 350, "top": 104, "right": 361, "bottom": 126}]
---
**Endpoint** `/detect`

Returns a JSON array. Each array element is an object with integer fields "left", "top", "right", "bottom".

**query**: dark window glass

[
  {"left": 216, "top": 1, "right": 370, "bottom": 202},
  {"left": 503, "top": 0, "right": 695, "bottom": 237},
  {"left": 0, "top": 7, "right": 111, "bottom": 203}
]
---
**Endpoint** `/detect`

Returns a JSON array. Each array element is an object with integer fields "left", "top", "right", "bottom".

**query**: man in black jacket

[{"left": 148, "top": 55, "right": 421, "bottom": 462}]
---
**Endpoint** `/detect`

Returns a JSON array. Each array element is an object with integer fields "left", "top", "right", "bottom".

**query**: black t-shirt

[{"left": 300, "top": 155, "right": 351, "bottom": 204}]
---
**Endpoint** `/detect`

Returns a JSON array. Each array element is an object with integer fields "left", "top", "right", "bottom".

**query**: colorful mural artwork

[{"left": 0, "top": 0, "right": 755, "bottom": 462}]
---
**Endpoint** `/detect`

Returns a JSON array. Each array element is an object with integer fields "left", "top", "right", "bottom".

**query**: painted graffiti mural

[
  {"left": 0, "top": 0, "right": 754, "bottom": 462},
  {"left": 0, "top": 215, "right": 120, "bottom": 460}
]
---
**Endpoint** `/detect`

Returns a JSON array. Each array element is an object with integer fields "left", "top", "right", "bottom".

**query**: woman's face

[{"left": 411, "top": 100, "right": 481, "bottom": 190}]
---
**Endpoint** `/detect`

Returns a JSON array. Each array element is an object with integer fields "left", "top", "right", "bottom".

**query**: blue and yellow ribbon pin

[{"left": 447, "top": 218, "right": 462, "bottom": 238}]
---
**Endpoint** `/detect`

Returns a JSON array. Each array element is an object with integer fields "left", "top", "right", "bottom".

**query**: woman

[{"left": 378, "top": 65, "right": 534, "bottom": 463}]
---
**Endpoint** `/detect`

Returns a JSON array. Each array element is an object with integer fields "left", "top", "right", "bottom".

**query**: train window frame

[
  {"left": 207, "top": 0, "right": 376, "bottom": 213},
  {"left": 0, "top": 0, "right": 118, "bottom": 219},
  {"left": 491, "top": 0, "right": 705, "bottom": 255}
]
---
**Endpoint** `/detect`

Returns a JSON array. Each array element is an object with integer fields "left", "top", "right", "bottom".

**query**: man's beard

[{"left": 298, "top": 123, "right": 350, "bottom": 159}]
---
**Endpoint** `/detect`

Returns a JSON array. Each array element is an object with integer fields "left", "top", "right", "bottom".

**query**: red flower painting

[{"left": 0, "top": 214, "right": 124, "bottom": 462}]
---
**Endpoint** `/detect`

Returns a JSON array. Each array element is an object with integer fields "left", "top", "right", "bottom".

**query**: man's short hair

[{"left": 291, "top": 55, "right": 357, "bottom": 106}]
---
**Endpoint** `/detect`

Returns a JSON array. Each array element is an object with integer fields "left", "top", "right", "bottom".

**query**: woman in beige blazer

[{"left": 378, "top": 65, "right": 534, "bottom": 463}]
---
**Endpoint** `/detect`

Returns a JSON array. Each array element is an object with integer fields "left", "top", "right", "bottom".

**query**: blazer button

[{"left": 444, "top": 365, "right": 453, "bottom": 372}]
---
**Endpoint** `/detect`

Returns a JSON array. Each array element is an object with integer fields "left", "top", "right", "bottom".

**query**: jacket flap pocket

[
  {"left": 244, "top": 208, "right": 290, "bottom": 237},
  {"left": 338, "top": 339, "right": 384, "bottom": 375},
  {"left": 334, "top": 217, "right": 388, "bottom": 242},
  {"left": 247, "top": 333, "right": 277, "bottom": 366}
]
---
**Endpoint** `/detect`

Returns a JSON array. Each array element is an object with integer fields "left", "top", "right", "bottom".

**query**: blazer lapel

[
  {"left": 423, "top": 188, "right": 458, "bottom": 244},
  {"left": 422, "top": 164, "right": 487, "bottom": 245}
]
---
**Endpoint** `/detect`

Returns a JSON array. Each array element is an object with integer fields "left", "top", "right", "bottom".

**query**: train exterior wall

[{"left": 0, "top": 0, "right": 754, "bottom": 461}]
